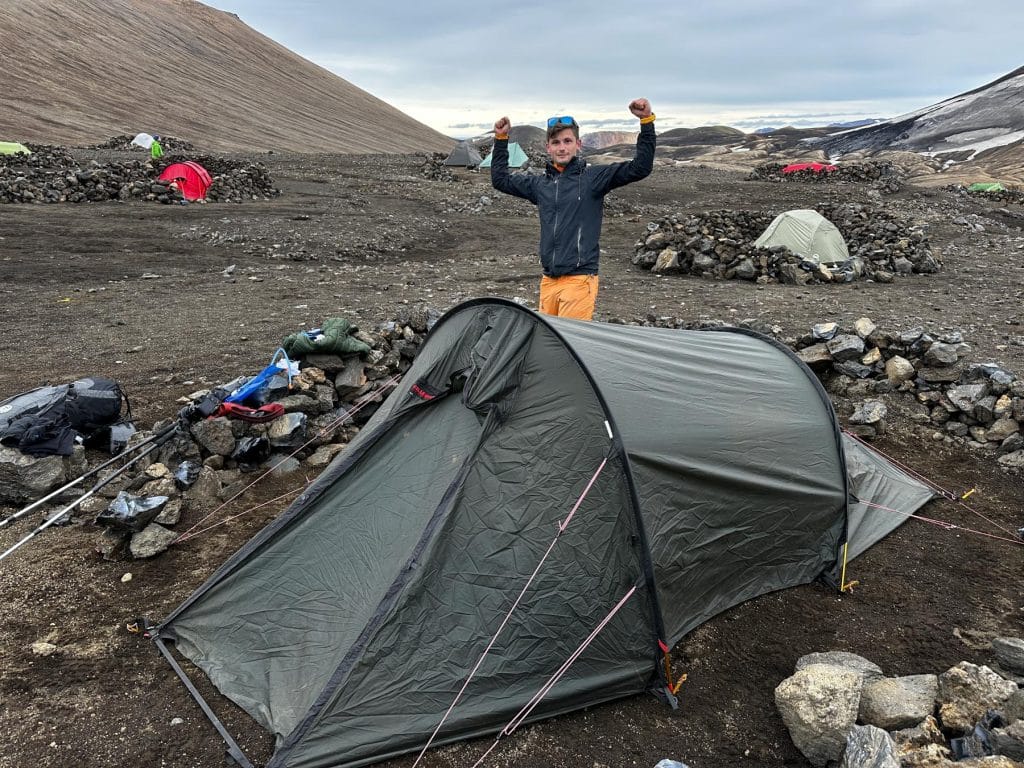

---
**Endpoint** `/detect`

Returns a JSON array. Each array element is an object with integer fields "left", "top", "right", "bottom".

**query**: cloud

[{"left": 207, "top": 1, "right": 1024, "bottom": 135}]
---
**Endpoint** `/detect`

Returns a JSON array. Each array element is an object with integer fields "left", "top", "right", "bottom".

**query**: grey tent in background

[
  {"left": 155, "top": 298, "right": 934, "bottom": 768},
  {"left": 442, "top": 140, "right": 483, "bottom": 167},
  {"left": 755, "top": 208, "right": 850, "bottom": 265}
]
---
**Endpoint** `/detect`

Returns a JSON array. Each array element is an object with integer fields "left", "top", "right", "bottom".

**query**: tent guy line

[
  {"left": 853, "top": 498, "right": 1024, "bottom": 547},
  {"left": 412, "top": 452, "right": 613, "bottom": 767},
  {"left": 469, "top": 584, "right": 640, "bottom": 768},
  {"left": 173, "top": 374, "right": 401, "bottom": 544},
  {"left": 843, "top": 429, "right": 1018, "bottom": 538}
]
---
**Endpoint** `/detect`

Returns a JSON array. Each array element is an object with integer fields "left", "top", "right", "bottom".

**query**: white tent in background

[{"left": 131, "top": 133, "right": 155, "bottom": 150}]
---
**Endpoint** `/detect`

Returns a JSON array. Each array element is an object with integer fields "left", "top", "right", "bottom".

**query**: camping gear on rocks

[
  {"left": 97, "top": 491, "right": 169, "bottom": 533},
  {"left": 0, "top": 377, "right": 129, "bottom": 456},
  {"left": 174, "top": 461, "right": 201, "bottom": 489},
  {"left": 281, "top": 318, "right": 371, "bottom": 357},
  {"left": 781, "top": 162, "right": 837, "bottom": 174},
  {"left": 0, "top": 418, "right": 181, "bottom": 563},
  {"left": 153, "top": 298, "right": 936, "bottom": 768},
  {"left": 1, "top": 383, "right": 247, "bottom": 564},
  {"left": 223, "top": 348, "right": 296, "bottom": 407},
  {"left": 231, "top": 436, "right": 271, "bottom": 468}
]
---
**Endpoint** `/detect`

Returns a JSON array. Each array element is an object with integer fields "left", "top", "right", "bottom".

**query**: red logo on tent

[{"left": 158, "top": 161, "right": 213, "bottom": 201}]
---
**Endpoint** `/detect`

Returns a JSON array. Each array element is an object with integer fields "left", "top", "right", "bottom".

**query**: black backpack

[{"left": 0, "top": 377, "right": 128, "bottom": 456}]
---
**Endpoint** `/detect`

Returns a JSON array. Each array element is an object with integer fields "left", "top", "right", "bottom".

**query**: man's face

[{"left": 546, "top": 128, "right": 581, "bottom": 165}]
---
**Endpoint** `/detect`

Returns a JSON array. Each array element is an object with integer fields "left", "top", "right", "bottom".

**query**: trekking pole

[
  {"left": 0, "top": 422, "right": 182, "bottom": 565},
  {"left": 0, "top": 421, "right": 180, "bottom": 532}
]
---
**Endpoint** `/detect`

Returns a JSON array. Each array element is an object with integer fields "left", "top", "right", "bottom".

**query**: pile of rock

[
  {"left": 953, "top": 184, "right": 1024, "bottom": 207},
  {"left": 0, "top": 148, "right": 278, "bottom": 204},
  {"left": 156, "top": 153, "right": 280, "bottom": 202},
  {"left": 0, "top": 307, "right": 440, "bottom": 559},
  {"left": 632, "top": 204, "right": 939, "bottom": 283},
  {"left": 208, "top": 164, "right": 279, "bottom": 202},
  {"left": 0, "top": 145, "right": 75, "bottom": 169},
  {"left": 792, "top": 319, "right": 1024, "bottom": 471},
  {"left": 747, "top": 161, "right": 904, "bottom": 193},
  {"left": 421, "top": 153, "right": 457, "bottom": 181},
  {"left": 438, "top": 193, "right": 496, "bottom": 215},
  {"left": 774, "top": 642, "right": 1024, "bottom": 766},
  {"left": 0, "top": 158, "right": 184, "bottom": 204},
  {"left": 92, "top": 134, "right": 196, "bottom": 152}
]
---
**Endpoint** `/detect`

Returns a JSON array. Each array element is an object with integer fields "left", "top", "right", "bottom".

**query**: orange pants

[{"left": 538, "top": 275, "right": 599, "bottom": 320}]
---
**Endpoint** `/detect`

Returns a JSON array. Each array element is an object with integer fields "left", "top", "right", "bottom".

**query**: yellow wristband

[
  {"left": 495, "top": 133, "right": 509, "bottom": 140},
  {"left": 639, "top": 113, "right": 656, "bottom": 125}
]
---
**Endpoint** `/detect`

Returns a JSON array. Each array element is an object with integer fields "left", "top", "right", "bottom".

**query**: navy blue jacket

[{"left": 491, "top": 122, "right": 656, "bottom": 276}]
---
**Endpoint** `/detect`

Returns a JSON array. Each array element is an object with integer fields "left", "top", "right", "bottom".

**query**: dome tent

[
  {"left": 442, "top": 140, "right": 483, "bottom": 167},
  {"left": 0, "top": 141, "right": 31, "bottom": 155},
  {"left": 155, "top": 298, "right": 933, "bottom": 768},
  {"left": 158, "top": 161, "right": 212, "bottom": 201},
  {"left": 480, "top": 141, "right": 529, "bottom": 168},
  {"left": 755, "top": 208, "right": 850, "bottom": 266},
  {"left": 131, "top": 132, "right": 155, "bottom": 150}
]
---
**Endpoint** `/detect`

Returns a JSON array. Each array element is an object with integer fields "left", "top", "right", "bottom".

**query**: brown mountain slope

[{"left": 0, "top": 0, "right": 452, "bottom": 153}]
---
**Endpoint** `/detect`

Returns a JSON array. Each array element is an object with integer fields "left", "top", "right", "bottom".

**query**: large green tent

[
  {"left": 0, "top": 141, "right": 31, "bottom": 156},
  {"left": 156, "top": 298, "right": 933, "bottom": 768},
  {"left": 479, "top": 141, "right": 529, "bottom": 168},
  {"left": 755, "top": 209, "right": 850, "bottom": 265}
]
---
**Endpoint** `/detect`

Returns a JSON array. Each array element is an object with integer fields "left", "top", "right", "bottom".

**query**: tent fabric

[
  {"left": 480, "top": 141, "right": 529, "bottom": 168},
  {"left": 968, "top": 182, "right": 1006, "bottom": 192},
  {"left": 158, "top": 161, "right": 213, "bottom": 201},
  {"left": 157, "top": 298, "right": 934, "bottom": 768},
  {"left": 0, "top": 141, "right": 31, "bottom": 155},
  {"left": 754, "top": 209, "right": 851, "bottom": 266},
  {"left": 442, "top": 140, "right": 483, "bottom": 167},
  {"left": 131, "top": 132, "right": 155, "bottom": 150},
  {"left": 782, "top": 162, "right": 838, "bottom": 173}
]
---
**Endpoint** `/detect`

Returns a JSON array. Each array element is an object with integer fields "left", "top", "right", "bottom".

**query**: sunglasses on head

[{"left": 547, "top": 115, "right": 575, "bottom": 128}]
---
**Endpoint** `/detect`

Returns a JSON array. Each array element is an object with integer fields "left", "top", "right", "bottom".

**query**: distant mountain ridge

[
  {"left": 814, "top": 66, "right": 1024, "bottom": 161},
  {"left": 0, "top": 0, "right": 451, "bottom": 153}
]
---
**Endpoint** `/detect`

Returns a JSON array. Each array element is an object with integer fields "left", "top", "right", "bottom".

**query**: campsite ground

[{"left": 0, "top": 150, "right": 1022, "bottom": 768}]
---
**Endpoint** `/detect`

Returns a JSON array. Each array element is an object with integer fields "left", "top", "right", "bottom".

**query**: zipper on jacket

[
  {"left": 553, "top": 175, "right": 560, "bottom": 236},
  {"left": 576, "top": 226, "right": 582, "bottom": 268}
]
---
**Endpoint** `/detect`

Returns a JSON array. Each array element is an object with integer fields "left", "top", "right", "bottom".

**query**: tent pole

[{"left": 153, "top": 637, "right": 254, "bottom": 768}]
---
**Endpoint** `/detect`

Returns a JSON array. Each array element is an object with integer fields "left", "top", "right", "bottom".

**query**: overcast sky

[{"left": 207, "top": 1, "right": 1023, "bottom": 138}]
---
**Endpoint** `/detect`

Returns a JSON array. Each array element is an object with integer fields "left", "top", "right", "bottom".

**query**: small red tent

[
  {"left": 781, "top": 162, "right": 838, "bottom": 174},
  {"left": 158, "top": 161, "right": 213, "bottom": 201}
]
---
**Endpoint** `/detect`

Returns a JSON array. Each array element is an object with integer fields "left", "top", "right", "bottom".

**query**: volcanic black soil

[{"left": 0, "top": 149, "right": 1022, "bottom": 768}]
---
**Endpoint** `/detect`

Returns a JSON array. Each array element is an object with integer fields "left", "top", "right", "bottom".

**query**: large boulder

[
  {"left": 859, "top": 675, "right": 938, "bottom": 730},
  {"left": 938, "top": 662, "right": 1018, "bottom": 732},
  {"left": 776, "top": 664, "right": 863, "bottom": 766}
]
